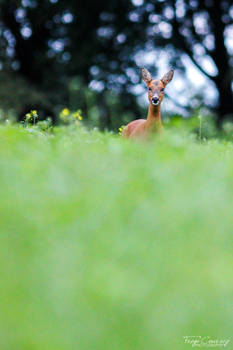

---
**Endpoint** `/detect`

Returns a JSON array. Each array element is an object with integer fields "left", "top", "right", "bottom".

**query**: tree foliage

[{"left": 142, "top": 0, "right": 233, "bottom": 125}]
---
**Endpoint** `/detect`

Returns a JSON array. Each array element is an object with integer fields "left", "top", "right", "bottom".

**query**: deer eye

[
  {"left": 148, "top": 87, "right": 152, "bottom": 91},
  {"left": 161, "top": 88, "right": 164, "bottom": 92}
]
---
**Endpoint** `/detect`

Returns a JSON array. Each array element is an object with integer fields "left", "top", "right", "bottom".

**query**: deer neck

[{"left": 146, "top": 104, "right": 162, "bottom": 129}]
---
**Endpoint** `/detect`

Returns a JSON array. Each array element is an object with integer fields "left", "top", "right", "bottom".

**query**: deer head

[{"left": 141, "top": 68, "right": 174, "bottom": 106}]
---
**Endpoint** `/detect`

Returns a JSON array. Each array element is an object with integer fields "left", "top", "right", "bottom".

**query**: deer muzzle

[{"left": 152, "top": 97, "right": 159, "bottom": 106}]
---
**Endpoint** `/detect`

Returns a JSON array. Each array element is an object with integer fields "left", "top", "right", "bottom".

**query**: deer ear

[
  {"left": 161, "top": 69, "right": 174, "bottom": 86},
  {"left": 141, "top": 68, "right": 152, "bottom": 85}
]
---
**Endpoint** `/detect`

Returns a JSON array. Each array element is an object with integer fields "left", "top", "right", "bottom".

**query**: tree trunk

[
  {"left": 215, "top": 78, "right": 233, "bottom": 126},
  {"left": 207, "top": 1, "right": 233, "bottom": 126}
]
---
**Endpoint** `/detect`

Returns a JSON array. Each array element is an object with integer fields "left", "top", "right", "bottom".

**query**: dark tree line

[{"left": 0, "top": 0, "right": 232, "bottom": 127}]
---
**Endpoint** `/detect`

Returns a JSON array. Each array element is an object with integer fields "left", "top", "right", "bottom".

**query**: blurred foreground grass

[{"left": 0, "top": 124, "right": 232, "bottom": 350}]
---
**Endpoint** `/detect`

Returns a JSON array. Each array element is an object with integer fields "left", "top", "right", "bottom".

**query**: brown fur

[{"left": 122, "top": 68, "right": 174, "bottom": 139}]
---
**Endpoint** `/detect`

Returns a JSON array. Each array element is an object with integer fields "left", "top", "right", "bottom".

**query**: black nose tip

[{"left": 152, "top": 97, "right": 159, "bottom": 103}]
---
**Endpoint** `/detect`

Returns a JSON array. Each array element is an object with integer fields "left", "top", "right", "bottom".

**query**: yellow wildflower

[
  {"left": 31, "top": 110, "right": 38, "bottom": 116},
  {"left": 118, "top": 125, "right": 125, "bottom": 135},
  {"left": 73, "top": 110, "right": 83, "bottom": 121},
  {"left": 62, "top": 108, "right": 70, "bottom": 116}
]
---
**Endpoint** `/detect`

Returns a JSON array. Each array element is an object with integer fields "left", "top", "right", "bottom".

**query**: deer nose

[{"left": 152, "top": 97, "right": 159, "bottom": 105}]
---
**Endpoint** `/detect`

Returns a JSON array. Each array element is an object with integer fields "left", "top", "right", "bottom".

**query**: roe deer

[{"left": 122, "top": 68, "right": 174, "bottom": 139}]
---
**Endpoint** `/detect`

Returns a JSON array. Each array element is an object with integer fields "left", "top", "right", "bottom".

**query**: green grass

[{"left": 0, "top": 123, "right": 232, "bottom": 350}]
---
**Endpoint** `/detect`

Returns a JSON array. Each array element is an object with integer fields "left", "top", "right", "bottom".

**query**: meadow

[{"left": 0, "top": 118, "right": 232, "bottom": 350}]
